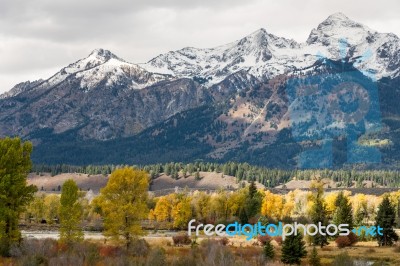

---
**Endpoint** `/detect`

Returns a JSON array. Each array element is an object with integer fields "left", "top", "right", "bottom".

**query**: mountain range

[{"left": 1, "top": 12, "right": 400, "bottom": 168}]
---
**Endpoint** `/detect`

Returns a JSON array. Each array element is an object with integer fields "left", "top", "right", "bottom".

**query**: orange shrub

[
  {"left": 348, "top": 232, "right": 358, "bottom": 245},
  {"left": 335, "top": 236, "right": 351, "bottom": 248},
  {"left": 99, "top": 245, "right": 119, "bottom": 257},
  {"left": 172, "top": 234, "right": 191, "bottom": 246},
  {"left": 257, "top": 235, "right": 272, "bottom": 246}
]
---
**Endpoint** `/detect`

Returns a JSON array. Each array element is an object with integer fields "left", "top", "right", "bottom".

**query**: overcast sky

[{"left": 0, "top": 0, "right": 399, "bottom": 94}]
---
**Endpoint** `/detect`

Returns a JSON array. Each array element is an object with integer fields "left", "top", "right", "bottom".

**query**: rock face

[
  {"left": 0, "top": 13, "right": 400, "bottom": 167},
  {"left": 0, "top": 49, "right": 209, "bottom": 141}
]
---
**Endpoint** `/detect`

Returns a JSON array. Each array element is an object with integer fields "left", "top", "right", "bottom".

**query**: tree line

[{"left": 33, "top": 162, "right": 400, "bottom": 188}]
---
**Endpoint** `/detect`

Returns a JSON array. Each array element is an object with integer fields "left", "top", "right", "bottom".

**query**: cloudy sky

[{"left": 0, "top": 0, "right": 399, "bottom": 94}]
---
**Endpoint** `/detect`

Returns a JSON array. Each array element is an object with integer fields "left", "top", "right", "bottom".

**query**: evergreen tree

[
  {"left": 238, "top": 206, "right": 248, "bottom": 224},
  {"left": 376, "top": 195, "right": 399, "bottom": 246},
  {"left": 244, "top": 182, "right": 262, "bottom": 222},
  {"left": 248, "top": 181, "right": 257, "bottom": 198},
  {"left": 281, "top": 233, "right": 307, "bottom": 265},
  {"left": 333, "top": 191, "right": 353, "bottom": 229},
  {"left": 263, "top": 239, "right": 275, "bottom": 260},
  {"left": 0, "top": 138, "right": 37, "bottom": 256},
  {"left": 310, "top": 184, "right": 329, "bottom": 247},
  {"left": 194, "top": 170, "right": 201, "bottom": 180},
  {"left": 59, "top": 179, "right": 83, "bottom": 244},
  {"left": 309, "top": 246, "right": 321, "bottom": 266},
  {"left": 223, "top": 164, "right": 230, "bottom": 175}
]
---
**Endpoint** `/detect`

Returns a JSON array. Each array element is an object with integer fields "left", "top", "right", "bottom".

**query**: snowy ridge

[
  {"left": 43, "top": 48, "right": 171, "bottom": 92},
  {"left": 142, "top": 12, "right": 400, "bottom": 85},
  {"left": 1, "top": 13, "right": 399, "bottom": 99},
  {"left": 1, "top": 48, "right": 172, "bottom": 98},
  {"left": 142, "top": 28, "right": 301, "bottom": 85},
  {"left": 75, "top": 57, "right": 169, "bottom": 91},
  {"left": 0, "top": 80, "right": 44, "bottom": 99}
]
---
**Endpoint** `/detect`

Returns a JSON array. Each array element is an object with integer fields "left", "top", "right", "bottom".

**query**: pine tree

[
  {"left": 281, "top": 233, "right": 307, "bottom": 265},
  {"left": 263, "top": 240, "right": 275, "bottom": 260},
  {"left": 310, "top": 184, "right": 329, "bottom": 247},
  {"left": 309, "top": 246, "right": 321, "bottom": 266},
  {"left": 59, "top": 179, "right": 83, "bottom": 244},
  {"left": 249, "top": 181, "right": 257, "bottom": 198},
  {"left": 333, "top": 191, "right": 353, "bottom": 229},
  {"left": 0, "top": 138, "right": 37, "bottom": 256},
  {"left": 376, "top": 195, "right": 399, "bottom": 246},
  {"left": 238, "top": 206, "right": 248, "bottom": 224},
  {"left": 242, "top": 181, "right": 261, "bottom": 222},
  {"left": 194, "top": 170, "right": 201, "bottom": 180}
]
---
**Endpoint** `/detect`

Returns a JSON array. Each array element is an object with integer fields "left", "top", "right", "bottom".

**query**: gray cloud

[{"left": 0, "top": 0, "right": 399, "bottom": 93}]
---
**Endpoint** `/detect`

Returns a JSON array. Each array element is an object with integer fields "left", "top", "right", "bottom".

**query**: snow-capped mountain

[
  {"left": 143, "top": 28, "right": 300, "bottom": 84},
  {"left": 73, "top": 49, "right": 170, "bottom": 91},
  {"left": 1, "top": 13, "right": 400, "bottom": 167},
  {"left": 0, "top": 48, "right": 171, "bottom": 100},
  {"left": 143, "top": 12, "right": 400, "bottom": 84},
  {"left": 1, "top": 13, "right": 399, "bottom": 100}
]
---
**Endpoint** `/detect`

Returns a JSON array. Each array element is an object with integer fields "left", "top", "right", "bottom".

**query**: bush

[
  {"left": 146, "top": 247, "right": 166, "bottom": 266},
  {"left": 257, "top": 235, "right": 271, "bottom": 246},
  {"left": 172, "top": 234, "right": 191, "bottom": 246},
  {"left": 331, "top": 252, "right": 354, "bottom": 266},
  {"left": 70, "top": 242, "right": 100, "bottom": 265},
  {"left": 172, "top": 256, "right": 197, "bottom": 266},
  {"left": 202, "top": 242, "right": 235, "bottom": 266},
  {"left": 335, "top": 236, "right": 352, "bottom": 248},
  {"left": 99, "top": 245, "right": 121, "bottom": 257},
  {"left": 348, "top": 232, "right": 358, "bottom": 245},
  {"left": 10, "top": 238, "right": 58, "bottom": 259},
  {"left": 172, "top": 248, "right": 200, "bottom": 265},
  {"left": 19, "top": 255, "right": 48, "bottom": 266},
  {"left": 129, "top": 238, "right": 150, "bottom": 257}
]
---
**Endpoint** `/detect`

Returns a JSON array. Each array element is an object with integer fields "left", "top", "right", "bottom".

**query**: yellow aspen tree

[
  {"left": 96, "top": 167, "right": 149, "bottom": 249},
  {"left": 171, "top": 196, "right": 192, "bottom": 229}
]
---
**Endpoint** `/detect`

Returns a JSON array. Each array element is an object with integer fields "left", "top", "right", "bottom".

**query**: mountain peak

[
  {"left": 242, "top": 28, "right": 269, "bottom": 46},
  {"left": 307, "top": 13, "right": 374, "bottom": 46},
  {"left": 251, "top": 28, "right": 267, "bottom": 35},
  {"left": 316, "top": 12, "right": 370, "bottom": 31},
  {"left": 88, "top": 48, "right": 120, "bottom": 62},
  {"left": 325, "top": 12, "right": 350, "bottom": 22}
]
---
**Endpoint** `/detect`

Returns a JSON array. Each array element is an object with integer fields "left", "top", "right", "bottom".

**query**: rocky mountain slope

[{"left": 1, "top": 13, "right": 400, "bottom": 168}]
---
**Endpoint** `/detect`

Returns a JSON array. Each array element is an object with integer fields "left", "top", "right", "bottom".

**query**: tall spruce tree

[
  {"left": 333, "top": 191, "right": 353, "bottom": 229},
  {"left": 248, "top": 181, "right": 257, "bottom": 198},
  {"left": 281, "top": 233, "right": 307, "bottom": 265},
  {"left": 376, "top": 195, "right": 399, "bottom": 246},
  {"left": 0, "top": 138, "right": 37, "bottom": 256},
  {"left": 243, "top": 181, "right": 261, "bottom": 222},
  {"left": 309, "top": 246, "right": 321, "bottom": 266},
  {"left": 310, "top": 184, "right": 329, "bottom": 247},
  {"left": 263, "top": 239, "right": 275, "bottom": 261}
]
